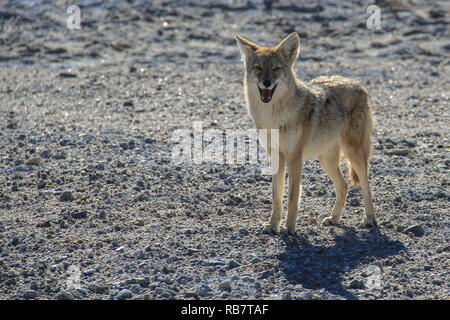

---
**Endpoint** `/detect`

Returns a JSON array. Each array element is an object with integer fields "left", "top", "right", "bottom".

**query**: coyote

[{"left": 235, "top": 32, "right": 376, "bottom": 234}]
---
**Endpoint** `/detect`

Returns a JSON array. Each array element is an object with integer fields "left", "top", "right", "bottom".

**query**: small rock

[
  {"left": 432, "top": 279, "right": 443, "bottom": 286},
  {"left": 238, "top": 228, "right": 249, "bottom": 236},
  {"left": 40, "top": 150, "right": 52, "bottom": 159},
  {"left": 384, "top": 149, "right": 411, "bottom": 156},
  {"left": 56, "top": 290, "right": 75, "bottom": 300},
  {"left": 161, "top": 289, "right": 177, "bottom": 298},
  {"left": 116, "top": 289, "right": 133, "bottom": 300},
  {"left": 71, "top": 211, "right": 88, "bottom": 219},
  {"left": 129, "top": 284, "right": 141, "bottom": 294},
  {"left": 25, "top": 157, "right": 42, "bottom": 166},
  {"left": 134, "top": 276, "right": 150, "bottom": 287},
  {"left": 92, "top": 284, "right": 109, "bottom": 294},
  {"left": 228, "top": 260, "right": 240, "bottom": 269},
  {"left": 30, "top": 280, "right": 39, "bottom": 290},
  {"left": 218, "top": 280, "right": 232, "bottom": 292},
  {"left": 83, "top": 269, "right": 96, "bottom": 276},
  {"left": 195, "top": 284, "right": 213, "bottom": 297},
  {"left": 182, "top": 289, "right": 197, "bottom": 298},
  {"left": 282, "top": 291, "right": 293, "bottom": 300},
  {"left": 23, "top": 290, "right": 38, "bottom": 299},
  {"left": 349, "top": 198, "right": 360, "bottom": 207},
  {"left": 123, "top": 100, "right": 134, "bottom": 107},
  {"left": 37, "top": 180, "right": 46, "bottom": 189},
  {"left": 53, "top": 151, "right": 67, "bottom": 160},
  {"left": 11, "top": 236, "right": 20, "bottom": 246},
  {"left": 401, "top": 139, "right": 416, "bottom": 147},
  {"left": 241, "top": 276, "right": 255, "bottom": 283},
  {"left": 59, "top": 191, "right": 75, "bottom": 202},
  {"left": 8, "top": 270, "right": 20, "bottom": 278},
  {"left": 349, "top": 279, "right": 365, "bottom": 289},
  {"left": 258, "top": 270, "right": 273, "bottom": 280},
  {"left": 59, "top": 71, "right": 77, "bottom": 78},
  {"left": 404, "top": 224, "right": 424, "bottom": 237},
  {"left": 301, "top": 292, "right": 322, "bottom": 300},
  {"left": 72, "top": 288, "right": 88, "bottom": 298},
  {"left": 136, "top": 192, "right": 149, "bottom": 202},
  {"left": 7, "top": 121, "right": 18, "bottom": 129}
]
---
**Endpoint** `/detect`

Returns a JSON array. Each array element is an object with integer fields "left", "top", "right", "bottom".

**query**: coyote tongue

[
  {"left": 262, "top": 88, "right": 271, "bottom": 101},
  {"left": 258, "top": 84, "right": 277, "bottom": 103}
]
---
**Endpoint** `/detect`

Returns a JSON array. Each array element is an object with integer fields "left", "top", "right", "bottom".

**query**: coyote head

[{"left": 236, "top": 32, "right": 300, "bottom": 103}]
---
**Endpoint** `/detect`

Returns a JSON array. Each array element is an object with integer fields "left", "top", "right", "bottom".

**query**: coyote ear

[
  {"left": 277, "top": 32, "right": 300, "bottom": 65},
  {"left": 235, "top": 34, "right": 259, "bottom": 65}
]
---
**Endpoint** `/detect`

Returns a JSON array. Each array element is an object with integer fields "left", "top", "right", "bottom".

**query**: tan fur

[{"left": 236, "top": 33, "right": 377, "bottom": 234}]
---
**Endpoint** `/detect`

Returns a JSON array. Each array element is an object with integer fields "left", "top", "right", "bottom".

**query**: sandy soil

[{"left": 0, "top": 0, "right": 449, "bottom": 300}]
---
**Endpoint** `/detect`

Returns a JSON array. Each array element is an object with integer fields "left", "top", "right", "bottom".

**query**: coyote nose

[{"left": 263, "top": 80, "right": 272, "bottom": 88}]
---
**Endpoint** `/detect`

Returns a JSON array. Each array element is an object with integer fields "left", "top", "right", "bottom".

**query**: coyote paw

[
  {"left": 361, "top": 216, "right": 377, "bottom": 228},
  {"left": 262, "top": 223, "right": 280, "bottom": 234},
  {"left": 280, "top": 226, "right": 296, "bottom": 235},
  {"left": 321, "top": 216, "right": 340, "bottom": 226}
]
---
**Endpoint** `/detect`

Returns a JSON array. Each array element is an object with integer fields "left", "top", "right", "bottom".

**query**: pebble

[
  {"left": 238, "top": 228, "right": 249, "bottom": 236},
  {"left": 40, "top": 150, "right": 52, "bottom": 159},
  {"left": 53, "top": 151, "right": 67, "bottom": 160},
  {"left": 301, "top": 292, "right": 322, "bottom": 300},
  {"left": 83, "top": 269, "right": 96, "bottom": 276},
  {"left": 129, "top": 284, "right": 141, "bottom": 294},
  {"left": 195, "top": 284, "right": 213, "bottom": 297},
  {"left": 404, "top": 224, "right": 425, "bottom": 237},
  {"left": 23, "top": 289, "right": 38, "bottom": 299},
  {"left": 59, "top": 71, "right": 77, "bottom": 78},
  {"left": 116, "top": 289, "right": 133, "bottom": 300},
  {"left": 73, "top": 288, "right": 88, "bottom": 298},
  {"left": 349, "top": 279, "right": 365, "bottom": 289},
  {"left": 160, "top": 289, "right": 177, "bottom": 299},
  {"left": 8, "top": 270, "right": 20, "bottom": 278},
  {"left": 37, "top": 180, "right": 46, "bottom": 189},
  {"left": 282, "top": 291, "right": 293, "bottom": 300},
  {"left": 11, "top": 236, "right": 20, "bottom": 246},
  {"left": 258, "top": 270, "right": 273, "bottom": 280},
  {"left": 59, "top": 191, "right": 75, "bottom": 202},
  {"left": 134, "top": 276, "right": 150, "bottom": 287},
  {"left": 349, "top": 198, "right": 360, "bottom": 207},
  {"left": 25, "top": 157, "right": 42, "bottom": 166},
  {"left": 71, "top": 211, "right": 88, "bottom": 219},
  {"left": 228, "top": 260, "right": 240, "bottom": 269},
  {"left": 218, "top": 280, "right": 232, "bottom": 292},
  {"left": 92, "top": 284, "right": 109, "bottom": 294},
  {"left": 241, "top": 276, "right": 255, "bottom": 283},
  {"left": 30, "top": 280, "right": 39, "bottom": 290},
  {"left": 56, "top": 290, "right": 75, "bottom": 300}
]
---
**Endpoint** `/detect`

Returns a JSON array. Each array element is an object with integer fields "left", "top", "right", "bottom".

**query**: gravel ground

[{"left": 0, "top": 0, "right": 449, "bottom": 300}]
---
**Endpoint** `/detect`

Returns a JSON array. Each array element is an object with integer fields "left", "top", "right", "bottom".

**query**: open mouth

[{"left": 258, "top": 84, "right": 277, "bottom": 103}]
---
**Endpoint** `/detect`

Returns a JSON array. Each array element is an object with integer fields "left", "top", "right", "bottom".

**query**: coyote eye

[
  {"left": 273, "top": 66, "right": 281, "bottom": 71},
  {"left": 254, "top": 65, "right": 262, "bottom": 71}
]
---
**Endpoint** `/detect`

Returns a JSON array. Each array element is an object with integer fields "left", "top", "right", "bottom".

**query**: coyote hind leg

[
  {"left": 343, "top": 144, "right": 376, "bottom": 227},
  {"left": 319, "top": 144, "right": 348, "bottom": 226}
]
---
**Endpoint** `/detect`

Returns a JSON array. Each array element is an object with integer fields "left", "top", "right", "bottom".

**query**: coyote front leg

[
  {"left": 263, "top": 152, "right": 285, "bottom": 234},
  {"left": 285, "top": 157, "right": 302, "bottom": 234}
]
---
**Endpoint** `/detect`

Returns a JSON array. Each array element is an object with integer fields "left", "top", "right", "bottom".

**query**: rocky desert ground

[{"left": 0, "top": 0, "right": 449, "bottom": 300}]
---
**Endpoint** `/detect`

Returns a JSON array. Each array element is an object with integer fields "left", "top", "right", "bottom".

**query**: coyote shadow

[{"left": 276, "top": 226, "right": 406, "bottom": 299}]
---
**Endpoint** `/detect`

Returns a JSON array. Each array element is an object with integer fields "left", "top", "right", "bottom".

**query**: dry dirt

[{"left": 0, "top": 0, "right": 449, "bottom": 300}]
